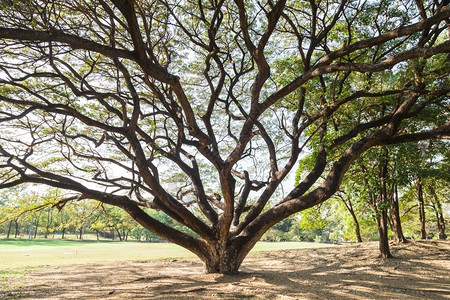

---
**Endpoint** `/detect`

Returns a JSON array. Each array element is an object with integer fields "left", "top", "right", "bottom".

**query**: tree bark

[
  {"left": 432, "top": 206, "right": 446, "bottom": 240},
  {"left": 201, "top": 242, "right": 248, "bottom": 274},
  {"left": 377, "top": 147, "right": 393, "bottom": 258},
  {"left": 437, "top": 212, "right": 446, "bottom": 240},
  {"left": 389, "top": 185, "right": 407, "bottom": 244},
  {"left": 416, "top": 179, "right": 427, "bottom": 239},
  {"left": 354, "top": 217, "right": 363, "bottom": 243},
  {"left": 437, "top": 215, "right": 446, "bottom": 240},
  {"left": 377, "top": 207, "right": 393, "bottom": 258},
  {"left": 344, "top": 198, "right": 363, "bottom": 243},
  {"left": 203, "top": 254, "right": 241, "bottom": 274}
]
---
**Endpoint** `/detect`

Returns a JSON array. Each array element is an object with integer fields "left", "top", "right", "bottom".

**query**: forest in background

[{"left": 2, "top": 138, "right": 448, "bottom": 244}]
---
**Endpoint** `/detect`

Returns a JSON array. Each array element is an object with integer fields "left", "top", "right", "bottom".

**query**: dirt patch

[{"left": 2, "top": 240, "right": 449, "bottom": 299}]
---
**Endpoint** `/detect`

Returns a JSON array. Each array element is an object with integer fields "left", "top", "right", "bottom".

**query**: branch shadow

[{"left": 2, "top": 240, "right": 449, "bottom": 299}]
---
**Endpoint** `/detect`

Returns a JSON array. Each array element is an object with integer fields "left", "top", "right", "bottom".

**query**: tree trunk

[
  {"left": 28, "top": 216, "right": 34, "bottom": 239},
  {"left": 437, "top": 211, "right": 446, "bottom": 240},
  {"left": 201, "top": 243, "right": 247, "bottom": 274},
  {"left": 203, "top": 255, "right": 241, "bottom": 274},
  {"left": 14, "top": 219, "right": 19, "bottom": 238},
  {"left": 376, "top": 149, "right": 393, "bottom": 258},
  {"left": 33, "top": 218, "right": 39, "bottom": 239},
  {"left": 377, "top": 208, "right": 393, "bottom": 258},
  {"left": 79, "top": 226, "right": 83, "bottom": 240},
  {"left": 340, "top": 197, "right": 363, "bottom": 242},
  {"left": 44, "top": 209, "right": 51, "bottom": 239},
  {"left": 7, "top": 221, "right": 12, "bottom": 238},
  {"left": 354, "top": 219, "right": 363, "bottom": 243},
  {"left": 429, "top": 186, "right": 446, "bottom": 240},
  {"left": 417, "top": 179, "right": 427, "bottom": 239},
  {"left": 389, "top": 185, "right": 407, "bottom": 244},
  {"left": 115, "top": 227, "right": 122, "bottom": 241},
  {"left": 61, "top": 227, "right": 66, "bottom": 239},
  {"left": 44, "top": 226, "right": 49, "bottom": 239},
  {"left": 438, "top": 215, "right": 446, "bottom": 240},
  {"left": 348, "top": 201, "right": 363, "bottom": 243},
  {"left": 432, "top": 206, "right": 445, "bottom": 240}
]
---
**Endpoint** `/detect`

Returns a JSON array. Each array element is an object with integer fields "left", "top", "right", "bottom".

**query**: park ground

[{"left": 0, "top": 239, "right": 449, "bottom": 299}]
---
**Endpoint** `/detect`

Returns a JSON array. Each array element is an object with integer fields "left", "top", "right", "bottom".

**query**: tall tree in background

[
  {"left": 403, "top": 140, "right": 450, "bottom": 239},
  {"left": 0, "top": 1, "right": 449, "bottom": 273},
  {"left": 335, "top": 178, "right": 364, "bottom": 243},
  {"left": 356, "top": 147, "right": 393, "bottom": 258},
  {"left": 428, "top": 181, "right": 448, "bottom": 240}
]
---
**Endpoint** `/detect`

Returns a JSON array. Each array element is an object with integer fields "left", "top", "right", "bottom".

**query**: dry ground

[{"left": 2, "top": 240, "right": 449, "bottom": 299}]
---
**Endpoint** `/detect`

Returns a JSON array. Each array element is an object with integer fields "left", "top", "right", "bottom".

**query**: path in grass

[{"left": 0, "top": 239, "right": 335, "bottom": 268}]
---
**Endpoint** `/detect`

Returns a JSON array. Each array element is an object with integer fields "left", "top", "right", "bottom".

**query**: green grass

[
  {"left": 0, "top": 239, "right": 335, "bottom": 268},
  {"left": 0, "top": 239, "right": 195, "bottom": 268},
  {"left": 0, "top": 239, "right": 335, "bottom": 291}
]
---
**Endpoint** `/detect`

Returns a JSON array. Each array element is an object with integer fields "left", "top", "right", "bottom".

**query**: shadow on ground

[{"left": 2, "top": 240, "right": 449, "bottom": 299}]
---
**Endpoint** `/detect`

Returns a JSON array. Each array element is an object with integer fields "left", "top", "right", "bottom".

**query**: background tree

[
  {"left": 0, "top": 0, "right": 449, "bottom": 274},
  {"left": 334, "top": 183, "right": 364, "bottom": 243},
  {"left": 398, "top": 140, "right": 449, "bottom": 239},
  {"left": 96, "top": 206, "right": 136, "bottom": 241},
  {"left": 0, "top": 186, "right": 46, "bottom": 238}
]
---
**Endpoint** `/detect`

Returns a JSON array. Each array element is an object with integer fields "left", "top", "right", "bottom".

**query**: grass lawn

[
  {"left": 0, "top": 239, "right": 335, "bottom": 268},
  {"left": 0, "top": 239, "right": 336, "bottom": 292},
  {"left": 0, "top": 239, "right": 195, "bottom": 268}
]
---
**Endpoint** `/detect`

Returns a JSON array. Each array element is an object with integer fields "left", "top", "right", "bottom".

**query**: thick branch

[
  {"left": 0, "top": 27, "right": 135, "bottom": 59},
  {"left": 379, "top": 121, "right": 450, "bottom": 144}
]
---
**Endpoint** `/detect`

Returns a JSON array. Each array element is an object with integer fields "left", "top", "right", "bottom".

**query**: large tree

[{"left": 0, "top": 0, "right": 449, "bottom": 273}]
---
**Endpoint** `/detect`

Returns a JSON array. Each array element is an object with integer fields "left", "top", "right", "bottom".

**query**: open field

[
  {"left": 0, "top": 239, "right": 196, "bottom": 268},
  {"left": 0, "top": 239, "right": 333, "bottom": 268},
  {"left": 1, "top": 239, "right": 449, "bottom": 299}
]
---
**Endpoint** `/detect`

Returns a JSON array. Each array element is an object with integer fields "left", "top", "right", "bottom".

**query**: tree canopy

[{"left": 0, "top": 0, "right": 449, "bottom": 273}]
